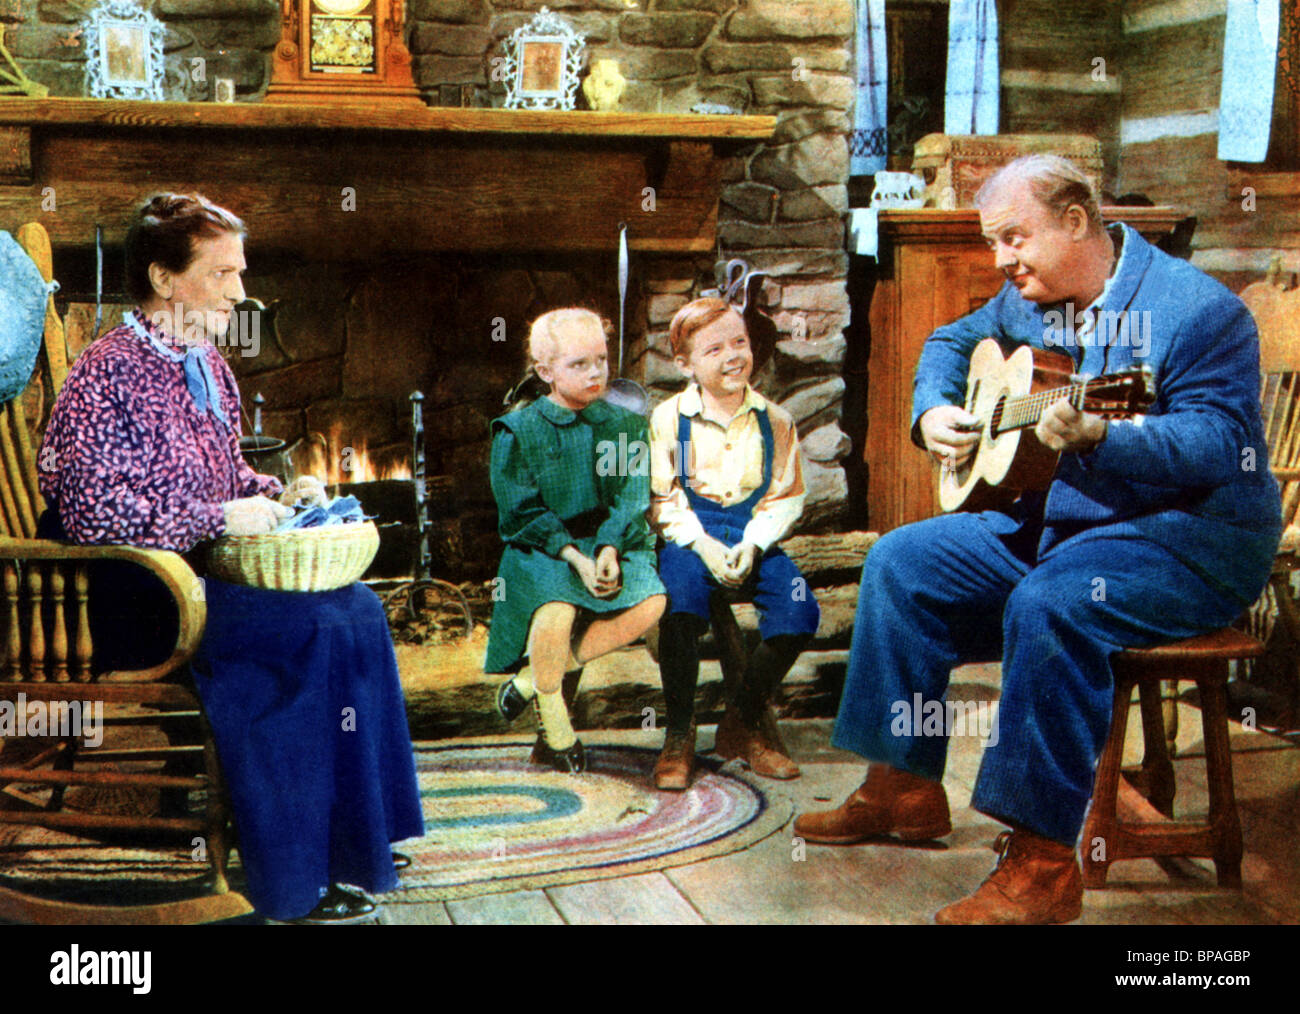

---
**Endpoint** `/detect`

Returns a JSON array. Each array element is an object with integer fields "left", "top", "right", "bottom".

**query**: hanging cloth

[
  {"left": 1218, "top": 0, "right": 1281, "bottom": 162},
  {"left": 850, "top": 0, "right": 888, "bottom": 175},
  {"left": 944, "top": 0, "right": 1000, "bottom": 135},
  {"left": 0, "top": 231, "right": 58, "bottom": 405}
]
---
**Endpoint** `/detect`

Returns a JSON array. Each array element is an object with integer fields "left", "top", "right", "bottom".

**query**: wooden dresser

[{"left": 863, "top": 207, "right": 1190, "bottom": 532}]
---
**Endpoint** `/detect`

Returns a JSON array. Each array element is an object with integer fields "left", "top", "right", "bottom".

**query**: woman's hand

[
  {"left": 279, "top": 475, "right": 328, "bottom": 508},
  {"left": 223, "top": 495, "right": 293, "bottom": 535},
  {"left": 595, "top": 545, "right": 621, "bottom": 595}
]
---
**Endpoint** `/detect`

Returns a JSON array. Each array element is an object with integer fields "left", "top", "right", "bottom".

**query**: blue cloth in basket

[{"left": 275, "top": 494, "right": 370, "bottom": 531}]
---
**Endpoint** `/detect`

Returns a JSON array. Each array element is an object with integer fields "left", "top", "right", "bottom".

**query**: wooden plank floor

[{"left": 389, "top": 665, "right": 1300, "bottom": 925}]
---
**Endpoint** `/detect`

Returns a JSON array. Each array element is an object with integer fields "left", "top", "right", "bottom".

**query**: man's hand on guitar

[
  {"left": 1036, "top": 399, "right": 1107, "bottom": 454},
  {"left": 920, "top": 405, "right": 982, "bottom": 470}
]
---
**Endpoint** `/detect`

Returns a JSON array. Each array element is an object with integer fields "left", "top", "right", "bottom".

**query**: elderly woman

[{"left": 36, "top": 193, "right": 424, "bottom": 923}]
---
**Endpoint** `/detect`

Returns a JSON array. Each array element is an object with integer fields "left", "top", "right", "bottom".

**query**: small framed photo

[
  {"left": 500, "top": 8, "right": 585, "bottom": 111},
  {"left": 83, "top": 1, "right": 166, "bottom": 101}
]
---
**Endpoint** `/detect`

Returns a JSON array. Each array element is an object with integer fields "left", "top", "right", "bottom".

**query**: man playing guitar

[{"left": 796, "top": 155, "right": 1282, "bottom": 924}]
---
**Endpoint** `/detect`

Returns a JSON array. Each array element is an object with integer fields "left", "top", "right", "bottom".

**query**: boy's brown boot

[
  {"left": 793, "top": 763, "right": 951, "bottom": 844},
  {"left": 653, "top": 725, "right": 697, "bottom": 791},
  {"left": 934, "top": 830, "right": 1083, "bottom": 925},
  {"left": 714, "top": 705, "right": 800, "bottom": 779}
]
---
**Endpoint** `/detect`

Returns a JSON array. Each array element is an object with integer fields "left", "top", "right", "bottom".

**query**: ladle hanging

[{"left": 603, "top": 222, "right": 650, "bottom": 415}]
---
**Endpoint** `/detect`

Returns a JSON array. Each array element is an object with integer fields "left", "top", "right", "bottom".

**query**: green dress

[{"left": 484, "top": 396, "right": 665, "bottom": 675}]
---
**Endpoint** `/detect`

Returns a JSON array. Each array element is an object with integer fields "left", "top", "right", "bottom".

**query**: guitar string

[{"left": 987, "top": 378, "right": 1094, "bottom": 433}]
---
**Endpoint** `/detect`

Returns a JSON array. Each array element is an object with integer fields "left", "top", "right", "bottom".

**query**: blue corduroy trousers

[{"left": 832, "top": 509, "right": 1247, "bottom": 846}]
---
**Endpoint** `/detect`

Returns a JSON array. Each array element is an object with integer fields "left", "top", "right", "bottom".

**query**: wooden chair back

[{"left": 1242, "top": 268, "right": 1300, "bottom": 530}]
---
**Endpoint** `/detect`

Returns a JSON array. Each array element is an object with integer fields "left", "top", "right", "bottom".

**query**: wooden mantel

[{"left": 0, "top": 98, "right": 774, "bottom": 258}]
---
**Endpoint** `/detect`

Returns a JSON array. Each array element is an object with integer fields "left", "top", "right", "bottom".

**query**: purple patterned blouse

[{"left": 38, "top": 309, "right": 282, "bottom": 552}]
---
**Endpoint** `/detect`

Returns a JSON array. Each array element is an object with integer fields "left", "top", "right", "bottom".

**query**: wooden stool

[{"left": 1081, "top": 628, "right": 1263, "bottom": 889}]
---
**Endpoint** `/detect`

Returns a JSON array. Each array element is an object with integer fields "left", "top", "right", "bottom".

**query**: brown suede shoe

[
  {"left": 654, "top": 725, "right": 697, "bottom": 791},
  {"left": 714, "top": 707, "right": 800, "bottom": 779},
  {"left": 793, "top": 763, "right": 951, "bottom": 844},
  {"left": 934, "top": 830, "right": 1084, "bottom": 925}
]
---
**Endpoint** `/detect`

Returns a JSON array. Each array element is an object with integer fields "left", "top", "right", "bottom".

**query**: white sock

[
  {"left": 509, "top": 672, "right": 537, "bottom": 701},
  {"left": 536, "top": 689, "right": 576, "bottom": 751}
]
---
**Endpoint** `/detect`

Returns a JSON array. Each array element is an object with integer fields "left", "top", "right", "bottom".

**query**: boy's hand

[
  {"left": 694, "top": 535, "right": 741, "bottom": 587},
  {"left": 725, "top": 541, "right": 759, "bottom": 583},
  {"left": 595, "top": 545, "right": 622, "bottom": 595}
]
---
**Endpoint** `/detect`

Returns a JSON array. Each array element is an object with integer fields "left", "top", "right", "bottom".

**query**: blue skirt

[{"left": 192, "top": 578, "right": 425, "bottom": 921}]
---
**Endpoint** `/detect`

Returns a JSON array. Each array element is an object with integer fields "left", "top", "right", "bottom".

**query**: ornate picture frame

[
  {"left": 82, "top": 0, "right": 166, "bottom": 101},
  {"left": 501, "top": 7, "right": 585, "bottom": 111}
]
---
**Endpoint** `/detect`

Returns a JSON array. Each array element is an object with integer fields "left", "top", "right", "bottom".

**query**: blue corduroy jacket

[{"left": 910, "top": 223, "right": 1282, "bottom": 606}]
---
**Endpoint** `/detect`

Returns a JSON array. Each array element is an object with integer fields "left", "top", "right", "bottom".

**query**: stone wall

[
  {"left": 408, "top": 0, "right": 856, "bottom": 534},
  {"left": 2, "top": 1, "right": 280, "bottom": 101},
  {"left": 7, "top": 0, "right": 858, "bottom": 575}
]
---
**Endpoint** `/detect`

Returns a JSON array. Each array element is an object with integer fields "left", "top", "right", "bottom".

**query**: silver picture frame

[
  {"left": 83, "top": 0, "right": 166, "bottom": 101},
  {"left": 500, "top": 6, "right": 585, "bottom": 111}
]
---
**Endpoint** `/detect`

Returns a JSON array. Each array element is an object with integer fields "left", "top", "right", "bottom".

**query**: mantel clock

[{"left": 266, "top": 0, "right": 423, "bottom": 108}]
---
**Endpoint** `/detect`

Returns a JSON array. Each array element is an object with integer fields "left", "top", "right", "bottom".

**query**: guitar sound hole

[{"left": 989, "top": 394, "right": 1006, "bottom": 436}]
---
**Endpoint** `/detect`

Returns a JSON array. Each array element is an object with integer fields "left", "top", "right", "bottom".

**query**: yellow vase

[{"left": 582, "top": 59, "right": 626, "bottom": 112}]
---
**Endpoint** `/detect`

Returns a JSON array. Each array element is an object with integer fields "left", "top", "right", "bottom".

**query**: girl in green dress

[{"left": 487, "top": 309, "right": 666, "bottom": 772}]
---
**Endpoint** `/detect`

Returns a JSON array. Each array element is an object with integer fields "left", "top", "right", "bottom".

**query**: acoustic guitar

[{"left": 938, "top": 339, "right": 1157, "bottom": 512}]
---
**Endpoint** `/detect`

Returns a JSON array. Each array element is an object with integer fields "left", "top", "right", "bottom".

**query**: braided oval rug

[{"left": 393, "top": 742, "right": 792, "bottom": 903}]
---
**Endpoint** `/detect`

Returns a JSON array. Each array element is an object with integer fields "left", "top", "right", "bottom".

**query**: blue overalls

[{"left": 657, "top": 408, "right": 820, "bottom": 639}]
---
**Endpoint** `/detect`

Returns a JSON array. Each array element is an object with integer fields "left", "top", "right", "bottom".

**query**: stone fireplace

[{"left": 2, "top": 0, "right": 859, "bottom": 581}]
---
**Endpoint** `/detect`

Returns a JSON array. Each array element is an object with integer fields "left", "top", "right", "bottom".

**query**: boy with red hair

[{"left": 649, "top": 298, "right": 819, "bottom": 789}]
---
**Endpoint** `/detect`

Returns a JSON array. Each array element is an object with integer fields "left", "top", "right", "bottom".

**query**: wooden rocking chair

[{"left": 0, "top": 222, "right": 251, "bottom": 924}]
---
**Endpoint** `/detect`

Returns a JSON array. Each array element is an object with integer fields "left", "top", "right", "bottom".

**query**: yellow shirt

[{"left": 649, "top": 383, "right": 807, "bottom": 552}]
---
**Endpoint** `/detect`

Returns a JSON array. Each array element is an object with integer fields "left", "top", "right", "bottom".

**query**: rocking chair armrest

[
  {"left": 0, "top": 537, "right": 207, "bottom": 682},
  {"left": 1271, "top": 466, "right": 1300, "bottom": 483}
]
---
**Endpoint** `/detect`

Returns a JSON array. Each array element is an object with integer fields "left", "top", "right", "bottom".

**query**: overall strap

[
  {"left": 736, "top": 407, "right": 774, "bottom": 512},
  {"left": 677, "top": 411, "right": 709, "bottom": 510},
  {"left": 677, "top": 405, "right": 774, "bottom": 514}
]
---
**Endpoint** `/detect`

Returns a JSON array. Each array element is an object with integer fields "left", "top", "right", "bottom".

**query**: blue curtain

[
  {"left": 851, "top": 0, "right": 888, "bottom": 175},
  {"left": 1218, "top": 0, "right": 1281, "bottom": 162},
  {"left": 945, "top": 0, "right": 1000, "bottom": 135}
]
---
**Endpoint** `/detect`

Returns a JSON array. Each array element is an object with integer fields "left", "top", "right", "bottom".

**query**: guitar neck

[{"left": 997, "top": 378, "right": 1113, "bottom": 432}]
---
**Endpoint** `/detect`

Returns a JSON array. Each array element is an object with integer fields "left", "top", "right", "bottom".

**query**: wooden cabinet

[{"left": 863, "top": 207, "right": 1188, "bottom": 532}]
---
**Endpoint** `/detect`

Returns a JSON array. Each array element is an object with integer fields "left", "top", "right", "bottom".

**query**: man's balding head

[{"left": 974, "top": 155, "right": 1103, "bottom": 236}]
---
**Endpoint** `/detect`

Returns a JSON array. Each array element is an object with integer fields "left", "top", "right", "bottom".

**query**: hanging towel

[
  {"left": 945, "top": 0, "right": 1000, "bottom": 135},
  {"left": 850, "top": 0, "right": 888, "bottom": 175},
  {"left": 1218, "top": 0, "right": 1281, "bottom": 162}
]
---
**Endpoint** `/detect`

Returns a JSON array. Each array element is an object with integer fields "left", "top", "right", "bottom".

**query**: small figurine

[{"left": 582, "top": 58, "right": 625, "bottom": 111}]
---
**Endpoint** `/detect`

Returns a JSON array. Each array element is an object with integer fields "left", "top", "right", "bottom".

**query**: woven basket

[{"left": 207, "top": 521, "right": 380, "bottom": 592}]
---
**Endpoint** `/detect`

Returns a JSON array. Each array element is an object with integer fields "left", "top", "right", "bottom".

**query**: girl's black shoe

[
  {"left": 530, "top": 736, "right": 586, "bottom": 774},
  {"left": 496, "top": 680, "right": 530, "bottom": 722}
]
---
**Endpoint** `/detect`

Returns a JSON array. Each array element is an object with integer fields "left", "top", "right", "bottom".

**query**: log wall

[{"left": 1117, "top": 0, "right": 1300, "bottom": 292}]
